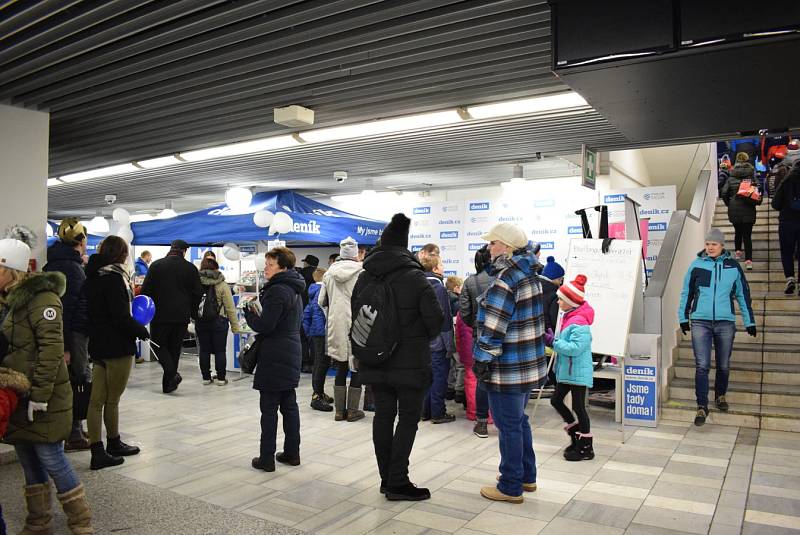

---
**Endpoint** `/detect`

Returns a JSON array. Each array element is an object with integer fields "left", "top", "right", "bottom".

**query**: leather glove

[
  {"left": 472, "top": 360, "right": 491, "bottom": 382},
  {"left": 544, "top": 328, "right": 555, "bottom": 348},
  {"left": 27, "top": 401, "right": 48, "bottom": 422},
  {"left": 746, "top": 326, "right": 757, "bottom": 337},
  {"left": 680, "top": 322, "right": 690, "bottom": 335}
]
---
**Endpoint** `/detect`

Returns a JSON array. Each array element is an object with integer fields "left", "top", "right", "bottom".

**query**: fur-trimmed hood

[
  {"left": 0, "top": 366, "right": 31, "bottom": 394},
  {"left": 4, "top": 272, "right": 66, "bottom": 311}
]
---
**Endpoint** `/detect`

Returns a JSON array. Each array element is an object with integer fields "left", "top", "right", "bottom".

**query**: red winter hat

[{"left": 557, "top": 274, "right": 587, "bottom": 308}]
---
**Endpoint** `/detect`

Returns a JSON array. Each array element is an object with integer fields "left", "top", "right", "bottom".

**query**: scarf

[{"left": 99, "top": 263, "right": 134, "bottom": 302}]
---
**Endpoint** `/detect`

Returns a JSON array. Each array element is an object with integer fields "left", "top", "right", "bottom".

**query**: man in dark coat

[
  {"left": 245, "top": 247, "right": 306, "bottom": 473},
  {"left": 352, "top": 213, "right": 443, "bottom": 502},
  {"left": 772, "top": 162, "right": 800, "bottom": 295},
  {"left": 140, "top": 240, "right": 202, "bottom": 393},
  {"left": 43, "top": 217, "right": 91, "bottom": 450}
]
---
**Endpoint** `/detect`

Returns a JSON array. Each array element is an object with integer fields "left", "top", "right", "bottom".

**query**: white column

[{"left": 0, "top": 104, "right": 49, "bottom": 269}]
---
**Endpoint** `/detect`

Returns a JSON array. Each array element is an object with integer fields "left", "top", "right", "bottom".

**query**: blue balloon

[{"left": 132, "top": 295, "right": 156, "bottom": 325}]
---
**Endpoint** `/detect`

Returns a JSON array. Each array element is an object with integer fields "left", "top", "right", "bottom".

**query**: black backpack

[
  {"left": 350, "top": 271, "right": 401, "bottom": 366},
  {"left": 197, "top": 283, "right": 221, "bottom": 323}
]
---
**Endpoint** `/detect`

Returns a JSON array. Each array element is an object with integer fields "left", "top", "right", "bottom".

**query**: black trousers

[
  {"left": 334, "top": 359, "right": 361, "bottom": 388},
  {"left": 371, "top": 384, "right": 426, "bottom": 487},
  {"left": 259, "top": 389, "right": 300, "bottom": 460},
  {"left": 732, "top": 221, "right": 754, "bottom": 261},
  {"left": 197, "top": 323, "right": 228, "bottom": 380},
  {"left": 778, "top": 220, "right": 800, "bottom": 279},
  {"left": 550, "top": 383, "right": 590, "bottom": 434},
  {"left": 310, "top": 336, "right": 329, "bottom": 395},
  {"left": 150, "top": 323, "right": 187, "bottom": 389}
]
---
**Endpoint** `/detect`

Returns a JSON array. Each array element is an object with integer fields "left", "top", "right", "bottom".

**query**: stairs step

[
  {"left": 663, "top": 398, "right": 800, "bottom": 431},
  {"left": 678, "top": 342, "right": 800, "bottom": 364},
  {"left": 673, "top": 359, "right": 800, "bottom": 385}
]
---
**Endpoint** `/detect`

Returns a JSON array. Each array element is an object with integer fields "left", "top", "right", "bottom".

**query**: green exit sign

[{"left": 582, "top": 144, "right": 597, "bottom": 190}]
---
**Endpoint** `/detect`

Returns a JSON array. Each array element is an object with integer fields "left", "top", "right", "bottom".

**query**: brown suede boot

[
  {"left": 20, "top": 483, "right": 53, "bottom": 534},
  {"left": 334, "top": 386, "right": 347, "bottom": 421},
  {"left": 57, "top": 483, "right": 93, "bottom": 534}
]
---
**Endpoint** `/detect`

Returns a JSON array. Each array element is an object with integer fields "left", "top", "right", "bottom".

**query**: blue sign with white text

[{"left": 624, "top": 365, "right": 656, "bottom": 421}]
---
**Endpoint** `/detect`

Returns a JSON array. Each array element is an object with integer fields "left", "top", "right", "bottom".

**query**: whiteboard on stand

[{"left": 564, "top": 239, "right": 643, "bottom": 357}]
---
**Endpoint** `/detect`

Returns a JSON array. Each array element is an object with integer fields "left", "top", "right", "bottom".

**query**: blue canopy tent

[{"left": 130, "top": 190, "right": 386, "bottom": 246}]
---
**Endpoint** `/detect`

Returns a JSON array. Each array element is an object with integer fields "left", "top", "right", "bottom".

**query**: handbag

[{"left": 238, "top": 335, "right": 262, "bottom": 374}]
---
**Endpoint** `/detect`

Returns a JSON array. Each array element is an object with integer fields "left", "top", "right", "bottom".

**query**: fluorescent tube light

[
  {"left": 467, "top": 93, "right": 587, "bottom": 119},
  {"left": 135, "top": 155, "right": 182, "bottom": 169},
  {"left": 47, "top": 178, "right": 63, "bottom": 187},
  {"left": 180, "top": 135, "right": 300, "bottom": 162},
  {"left": 298, "top": 110, "right": 464, "bottom": 143},
  {"left": 59, "top": 163, "right": 139, "bottom": 183}
]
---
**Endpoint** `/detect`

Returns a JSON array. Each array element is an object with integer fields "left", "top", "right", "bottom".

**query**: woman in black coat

[
  {"left": 84, "top": 236, "right": 150, "bottom": 470},
  {"left": 352, "top": 214, "right": 443, "bottom": 501},
  {"left": 245, "top": 247, "right": 306, "bottom": 473},
  {"left": 722, "top": 152, "right": 762, "bottom": 269}
]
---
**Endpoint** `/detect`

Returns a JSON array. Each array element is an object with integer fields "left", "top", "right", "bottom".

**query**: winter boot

[
  {"left": 57, "top": 483, "right": 93, "bottom": 534},
  {"left": 106, "top": 435, "right": 140, "bottom": 456},
  {"left": 90, "top": 442, "right": 124, "bottom": 470},
  {"left": 563, "top": 422, "right": 579, "bottom": 454},
  {"left": 347, "top": 387, "right": 365, "bottom": 422},
  {"left": 564, "top": 433, "right": 594, "bottom": 461},
  {"left": 20, "top": 483, "right": 53, "bottom": 535},
  {"left": 334, "top": 386, "right": 347, "bottom": 421},
  {"left": 65, "top": 421, "right": 90, "bottom": 452}
]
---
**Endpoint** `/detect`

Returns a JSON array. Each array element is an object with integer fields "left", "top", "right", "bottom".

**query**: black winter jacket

[
  {"left": 43, "top": 241, "right": 89, "bottom": 347},
  {"left": 140, "top": 254, "right": 203, "bottom": 325},
  {"left": 722, "top": 163, "right": 762, "bottom": 225},
  {"left": 245, "top": 270, "right": 305, "bottom": 392},
  {"left": 772, "top": 168, "right": 800, "bottom": 222},
  {"left": 85, "top": 254, "right": 150, "bottom": 360},
  {"left": 352, "top": 246, "right": 443, "bottom": 389},
  {"left": 538, "top": 276, "right": 560, "bottom": 333}
]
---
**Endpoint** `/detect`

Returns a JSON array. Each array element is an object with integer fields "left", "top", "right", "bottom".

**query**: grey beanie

[
  {"left": 339, "top": 236, "right": 358, "bottom": 260},
  {"left": 705, "top": 228, "right": 725, "bottom": 245}
]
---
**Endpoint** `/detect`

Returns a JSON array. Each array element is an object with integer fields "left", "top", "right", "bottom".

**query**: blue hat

[{"left": 541, "top": 256, "right": 565, "bottom": 280}]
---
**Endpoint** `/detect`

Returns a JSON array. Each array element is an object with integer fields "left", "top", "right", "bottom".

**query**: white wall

[{"left": 0, "top": 104, "right": 49, "bottom": 268}]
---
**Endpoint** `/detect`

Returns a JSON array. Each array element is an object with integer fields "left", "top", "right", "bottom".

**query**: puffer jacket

[
  {"left": 302, "top": 283, "right": 326, "bottom": 337},
  {"left": 1, "top": 272, "right": 72, "bottom": 444},
  {"left": 553, "top": 302, "right": 595, "bottom": 388},
  {"left": 319, "top": 259, "right": 363, "bottom": 362},
  {"left": 722, "top": 162, "right": 762, "bottom": 225},
  {"left": 198, "top": 269, "right": 240, "bottom": 332},
  {"left": 352, "top": 246, "right": 443, "bottom": 389},
  {"left": 678, "top": 250, "right": 755, "bottom": 327},
  {"left": 43, "top": 240, "right": 89, "bottom": 347},
  {"left": 0, "top": 367, "right": 31, "bottom": 438},
  {"left": 244, "top": 270, "right": 305, "bottom": 392},
  {"left": 473, "top": 246, "right": 548, "bottom": 393}
]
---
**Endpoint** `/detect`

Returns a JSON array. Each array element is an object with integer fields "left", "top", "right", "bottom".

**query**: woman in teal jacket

[
  {"left": 545, "top": 275, "right": 595, "bottom": 463},
  {"left": 678, "top": 228, "right": 756, "bottom": 426}
]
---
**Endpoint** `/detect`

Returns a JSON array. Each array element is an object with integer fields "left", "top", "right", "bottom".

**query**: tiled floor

[{"left": 2, "top": 353, "right": 800, "bottom": 534}]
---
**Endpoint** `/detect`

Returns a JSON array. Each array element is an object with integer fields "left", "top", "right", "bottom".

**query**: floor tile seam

[{"left": 713, "top": 427, "right": 749, "bottom": 533}]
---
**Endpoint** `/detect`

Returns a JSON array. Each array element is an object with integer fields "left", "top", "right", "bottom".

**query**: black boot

[
  {"left": 385, "top": 482, "right": 431, "bottom": 501},
  {"left": 107, "top": 435, "right": 140, "bottom": 456},
  {"left": 564, "top": 433, "right": 595, "bottom": 462},
  {"left": 563, "top": 422, "right": 579, "bottom": 455},
  {"left": 251, "top": 457, "right": 275, "bottom": 472},
  {"left": 90, "top": 442, "right": 124, "bottom": 470},
  {"left": 276, "top": 451, "right": 300, "bottom": 466}
]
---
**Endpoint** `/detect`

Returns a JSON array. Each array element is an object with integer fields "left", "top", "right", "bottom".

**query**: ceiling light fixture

[
  {"left": 298, "top": 110, "right": 464, "bottom": 143},
  {"left": 47, "top": 178, "right": 63, "bottom": 187},
  {"left": 180, "top": 135, "right": 300, "bottom": 162},
  {"left": 466, "top": 92, "right": 587, "bottom": 120},
  {"left": 135, "top": 155, "right": 182, "bottom": 169},
  {"left": 225, "top": 186, "right": 253, "bottom": 211},
  {"left": 59, "top": 163, "right": 139, "bottom": 183},
  {"left": 88, "top": 212, "right": 109, "bottom": 233}
]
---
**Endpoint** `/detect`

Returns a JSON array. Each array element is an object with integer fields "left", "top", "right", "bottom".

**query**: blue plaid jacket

[{"left": 474, "top": 247, "right": 547, "bottom": 393}]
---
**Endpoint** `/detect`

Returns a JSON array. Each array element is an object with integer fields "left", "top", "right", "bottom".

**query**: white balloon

[
  {"left": 253, "top": 210, "right": 274, "bottom": 228},
  {"left": 222, "top": 243, "right": 240, "bottom": 261},
  {"left": 225, "top": 187, "right": 252, "bottom": 211},
  {"left": 272, "top": 212, "right": 293, "bottom": 234},
  {"left": 112, "top": 208, "right": 130, "bottom": 223},
  {"left": 118, "top": 227, "right": 134, "bottom": 244},
  {"left": 254, "top": 254, "right": 266, "bottom": 271}
]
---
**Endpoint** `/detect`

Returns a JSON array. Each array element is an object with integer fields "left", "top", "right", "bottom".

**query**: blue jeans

[
  {"left": 14, "top": 442, "right": 81, "bottom": 493},
  {"left": 488, "top": 391, "right": 536, "bottom": 497},
  {"left": 423, "top": 350, "right": 450, "bottom": 418},
  {"left": 691, "top": 320, "right": 735, "bottom": 408}
]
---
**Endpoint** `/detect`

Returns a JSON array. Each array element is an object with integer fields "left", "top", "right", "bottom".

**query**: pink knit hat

[{"left": 557, "top": 274, "right": 587, "bottom": 308}]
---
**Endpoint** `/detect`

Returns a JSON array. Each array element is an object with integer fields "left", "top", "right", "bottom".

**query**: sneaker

[
  {"left": 735, "top": 250, "right": 743, "bottom": 260},
  {"left": 202, "top": 379, "right": 214, "bottom": 385},
  {"left": 694, "top": 406, "right": 708, "bottom": 426},
  {"left": 431, "top": 413, "right": 456, "bottom": 424},
  {"left": 310, "top": 394, "right": 333, "bottom": 412},
  {"left": 385, "top": 482, "right": 431, "bottom": 501},
  {"left": 715, "top": 395, "right": 729, "bottom": 412},
  {"left": 215, "top": 378, "right": 228, "bottom": 386},
  {"left": 785, "top": 277, "right": 797, "bottom": 295},
  {"left": 745, "top": 260, "right": 753, "bottom": 271},
  {"left": 473, "top": 421, "right": 489, "bottom": 438}
]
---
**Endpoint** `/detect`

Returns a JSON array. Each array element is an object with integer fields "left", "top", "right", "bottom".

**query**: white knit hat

[
  {"left": 339, "top": 236, "right": 358, "bottom": 260},
  {"left": 0, "top": 239, "right": 31, "bottom": 272}
]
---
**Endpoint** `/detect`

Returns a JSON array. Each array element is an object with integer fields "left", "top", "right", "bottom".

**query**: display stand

[{"left": 232, "top": 292, "right": 257, "bottom": 382}]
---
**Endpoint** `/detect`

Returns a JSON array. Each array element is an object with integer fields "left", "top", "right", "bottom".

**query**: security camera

[
  {"left": 105, "top": 194, "right": 117, "bottom": 205},
  {"left": 333, "top": 171, "right": 348, "bottom": 183}
]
